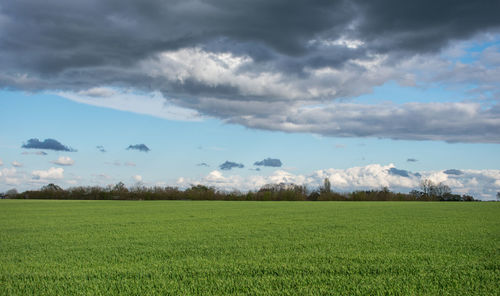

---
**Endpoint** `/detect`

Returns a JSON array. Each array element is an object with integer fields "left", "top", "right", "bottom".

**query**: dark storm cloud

[
  {"left": 2, "top": 0, "right": 500, "bottom": 143},
  {"left": 354, "top": 0, "right": 500, "bottom": 54},
  {"left": 22, "top": 138, "right": 76, "bottom": 152},
  {"left": 0, "top": 0, "right": 348, "bottom": 77},
  {"left": 254, "top": 158, "right": 282, "bottom": 167},
  {"left": 2, "top": 0, "right": 499, "bottom": 82},
  {"left": 219, "top": 161, "right": 244, "bottom": 170},
  {"left": 126, "top": 144, "right": 150, "bottom": 152}
]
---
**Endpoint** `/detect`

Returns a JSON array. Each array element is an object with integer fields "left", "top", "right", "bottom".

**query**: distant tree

[
  {"left": 497, "top": 192, "right": 500, "bottom": 201},
  {"left": 419, "top": 179, "right": 451, "bottom": 200},
  {"left": 42, "top": 183, "right": 63, "bottom": 192},
  {"left": 433, "top": 183, "right": 451, "bottom": 197},
  {"left": 420, "top": 179, "right": 434, "bottom": 197},
  {"left": 5, "top": 188, "right": 18, "bottom": 198},
  {"left": 321, "top": 178, "right": 331, "bottom": 194},
  {"left": 113, "top": 182, "right": 128, "bottom": 193}
]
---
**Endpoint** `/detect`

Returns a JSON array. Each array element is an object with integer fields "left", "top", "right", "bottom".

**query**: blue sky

[{"left": 1, "top": 1, "right": 499, "bottom": 199}]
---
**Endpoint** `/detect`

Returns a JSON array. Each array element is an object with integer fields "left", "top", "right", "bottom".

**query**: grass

[{"left": 0, "top": 200, "right": 499, "bottom": 295}]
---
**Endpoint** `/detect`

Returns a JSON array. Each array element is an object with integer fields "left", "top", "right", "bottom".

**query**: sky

[{"left": 1, "top": 0, "right": 500, "bottom": 200}]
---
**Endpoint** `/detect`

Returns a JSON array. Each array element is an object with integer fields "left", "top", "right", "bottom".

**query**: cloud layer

[
  {"left": 22, "top": 138, "right": 76, "bottom": 152},
  {"left": 1, "top": 1, "right": 499, "bottom": 142}
]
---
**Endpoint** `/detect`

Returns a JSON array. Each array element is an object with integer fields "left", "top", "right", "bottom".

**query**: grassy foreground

[{"left": 0, "top": 200, "right": 499, "bottom": 295}]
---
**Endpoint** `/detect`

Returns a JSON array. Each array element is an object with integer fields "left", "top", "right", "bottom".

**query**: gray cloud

[
  {"left": 22, "top": 138, "right": 76, "bottom": 152},
  {"left": 126, "top": 144, "right": 150, "bottom": 152},
  {"left": 388, "top": 168, "right": 410, "bottom": 178},
  {"left": 96, "top": 145, "right": 106, "bottom": 153},
  {"left": 254, "top": 158, "right": 282, "bottom": 167},
  {"left": 444, "top": 169, "right": 463, "bottom": 176},
  {"left": 407, "top": 158, "right": 418, "bottom": 162},
  {"left": 1, "top": 1, "right": 500, "bottom": 143},
  {"left": 232, "top": 102, "right": 500, "bottom": 143},
  {"left": 197, "top": 163, "right": 209, "bottom": 167},
  {"left": 219, "top": 161, "right": 244, "bottom": 170}
]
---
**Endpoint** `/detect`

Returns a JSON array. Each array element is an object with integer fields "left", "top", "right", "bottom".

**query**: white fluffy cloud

[
  {"left": 132, "top": 175, "right": 143, "bottom": 182},
  {"left": 0, "top": 167, "right": 21, "bottom": 186},
  {"left": 51, "top": 156, "right": 74, "bottom": 166},
  {"left": 0, "top": 159, "right": 3, "bottom": 166},
  {"left": 32, "top": 167, "right": 64, "bottom": 180},
  {"left": 176, "top": 164, "right": 500, "bottom": 200}
]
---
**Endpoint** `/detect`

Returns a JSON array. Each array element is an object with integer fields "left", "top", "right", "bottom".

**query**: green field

[{"left": 1, "top": 200, "right": 499, "bottom": 295}]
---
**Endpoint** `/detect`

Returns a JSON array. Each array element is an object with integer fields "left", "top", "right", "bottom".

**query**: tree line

[{"left": 0, "top": 179, "right": 477, "bottom": 201}]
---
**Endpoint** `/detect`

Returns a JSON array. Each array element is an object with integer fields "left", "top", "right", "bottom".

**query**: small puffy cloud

[
  {"left": 407, "top": 158, "right": 418, "bottom": 162},
  {"left": 11, "top": 161, "right": 23, "bottom": 167},
  {"left": 254, "top": 158, "right": 283, "bottom": 167},
  {"left": 124, "top": 162, "right": 136, "bottom": 167},
  {"left": 0, "top": 159, "right": 3, "bottom": 166},
  {"left": 127, "top": 144, "right": 150, "bottom": 152},
  {"left": 219, "top": 161, "right": 244, "bottom": 170},
  {"left": 32, "top": 167, "right": 64, "bottom": 180},
  {"left": 21, "top": 151, "right": 48, "bottom": 156},
  {"left": 51, "top": 156, "right": 74, "bottom": 166},
  {"left": 22, "top": 138, "right": 76, "bottom": 152},
  {"left": 132, "top": 175, "right": 142, "bottom": 182},
  {"left": 96, "top": 145, "right": 106, "bottom": 153},
  {"left": 197, "top": 163, "right": 210, "bottom": 167},
  {"left": 335, "top": 144, "right": 346, "bottom": 149},
  {"left": 444, "top": 169, "right": 463, "bottom": 175}
]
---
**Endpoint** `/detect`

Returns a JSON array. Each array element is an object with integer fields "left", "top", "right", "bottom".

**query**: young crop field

[{"left": 0, "top": 200, "right": 499, "bottom": 295}]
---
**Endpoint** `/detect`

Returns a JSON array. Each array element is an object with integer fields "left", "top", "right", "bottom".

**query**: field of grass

[{"left": 0, "top": 200, "right": 499, "bottom": 295}]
